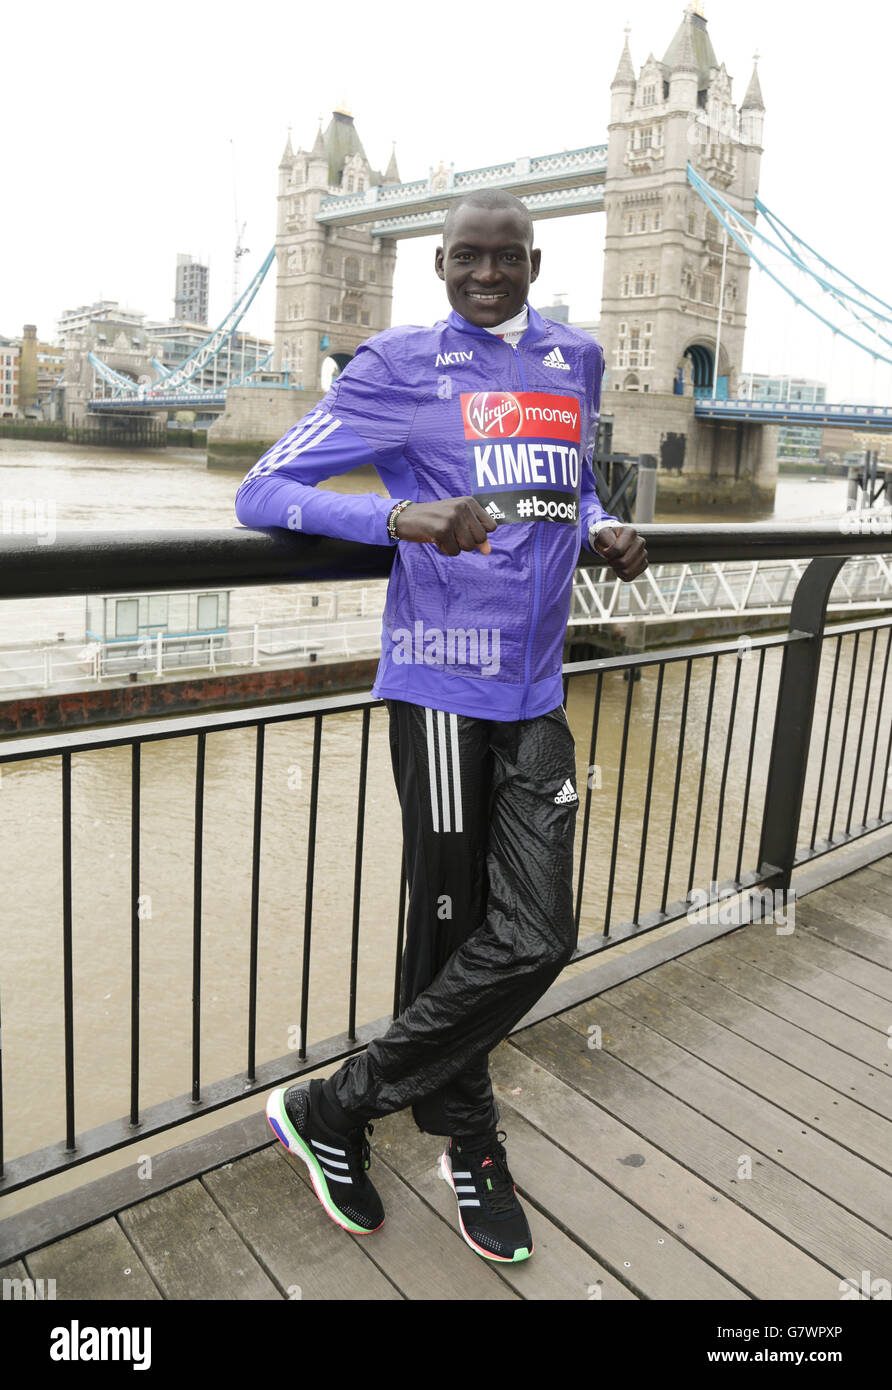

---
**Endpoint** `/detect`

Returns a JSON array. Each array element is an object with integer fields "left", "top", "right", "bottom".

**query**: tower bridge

[
  {"left": 79, "top": 5, "right": 890, "bottom": 510},
  {"left": 210, "top": 3, "right": 776, "bottom": 501},
  {"left": 268, "top": 7, "right": 766, "bottom": 417},
  {"left": 313, "top": 145, "right": 608, "bottom": 235}
]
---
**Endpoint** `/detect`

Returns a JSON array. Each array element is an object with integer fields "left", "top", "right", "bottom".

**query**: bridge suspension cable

[
  {"left": 87, "top": 352, "right": 145, "bottom": 396},
  {"left": 88, "top": 246, "right": 276, "bottom": 400},
  {"left": 753, "top": 198, "right": 892, "bottom": 319},
  {"left": 687, "top": 164, "right": 892, "bottom": 368},
  {"left": 146, "top": 244, "right": 275, "bottom": 394}
]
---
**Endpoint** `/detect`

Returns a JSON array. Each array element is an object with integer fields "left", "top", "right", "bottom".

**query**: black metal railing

[{"left": 0, "top": 524, "right": 890, "bottom": 1195}]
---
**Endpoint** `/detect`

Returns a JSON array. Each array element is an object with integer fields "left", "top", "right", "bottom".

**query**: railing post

[
  {"left": 635, "top": 455, "right": 658, "bottom": 525},
  {"left": 759, "top": 556, "right": 848, "bottom": 889}
]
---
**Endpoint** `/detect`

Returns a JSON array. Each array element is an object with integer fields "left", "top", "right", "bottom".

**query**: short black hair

[{"left": 442, "top": 190, "right": 534, "bottom": 249}]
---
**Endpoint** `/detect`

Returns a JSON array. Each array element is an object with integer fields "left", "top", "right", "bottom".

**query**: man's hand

[
  {"left": 591, "top": 524, "right": 649, "bottom": 582},
  {"left": 395, "top": 498, "right": 497, "bottom": 556}
]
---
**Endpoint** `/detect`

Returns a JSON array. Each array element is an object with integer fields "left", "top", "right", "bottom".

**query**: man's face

[{"left": 435, "top": 205, "right": 541, "bottom": 328}]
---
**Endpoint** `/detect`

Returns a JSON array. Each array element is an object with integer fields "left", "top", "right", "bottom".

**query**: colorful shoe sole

[
  {"left": 266, "top": 1086, "right": 384, "bottom": 1236},
  {"left": 439, "top": 1150, "right": 532, "bottom": 1263}
]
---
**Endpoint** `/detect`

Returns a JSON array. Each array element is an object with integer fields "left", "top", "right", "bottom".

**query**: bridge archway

[
  {"left": 320, "top": 352, "right": 353, "bottom": 391},
  {"left": 676, "top": 341, "right": 730, "bottom": 400}
]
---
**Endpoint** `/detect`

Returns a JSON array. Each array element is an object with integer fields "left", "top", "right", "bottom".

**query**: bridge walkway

[{"left": 2, "top": 855, "right": 890, "bottom": 1301}]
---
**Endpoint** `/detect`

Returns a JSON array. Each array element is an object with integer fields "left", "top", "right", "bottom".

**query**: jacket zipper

[{"left": 508, "top": 342, "right": 541, "bottom": 721}]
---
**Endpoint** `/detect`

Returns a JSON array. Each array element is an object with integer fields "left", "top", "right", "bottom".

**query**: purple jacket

[{"left": 235, "top": 303, "right": 617, "bottom": 721}]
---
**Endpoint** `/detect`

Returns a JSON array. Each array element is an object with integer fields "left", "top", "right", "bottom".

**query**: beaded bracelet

[{"left": 387, "top": 499, "right": 413, "bottom": 542}]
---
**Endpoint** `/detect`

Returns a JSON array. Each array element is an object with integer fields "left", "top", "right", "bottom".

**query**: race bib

[{"left": 460, "top": 391, "right": 582, "bottom": 526}]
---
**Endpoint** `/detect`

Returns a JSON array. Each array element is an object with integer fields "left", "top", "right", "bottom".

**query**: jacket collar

[{"left": 446, "top": 302, "right": 548, "bottom": 345}]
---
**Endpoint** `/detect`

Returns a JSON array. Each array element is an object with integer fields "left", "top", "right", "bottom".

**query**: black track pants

[{"left": 322, "top": 698, "right": 580, "bottom": 1137}]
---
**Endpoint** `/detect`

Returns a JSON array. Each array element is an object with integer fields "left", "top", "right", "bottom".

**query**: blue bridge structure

[{"left": 695, "top": 399, "right": 892, "bottom": 430}]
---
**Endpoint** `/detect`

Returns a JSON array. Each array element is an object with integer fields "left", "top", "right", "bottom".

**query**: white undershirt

[{"left": 483, "top": 305, "right": 529, "bottom": 347}]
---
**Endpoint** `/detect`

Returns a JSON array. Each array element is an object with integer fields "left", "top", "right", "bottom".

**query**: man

[{"left": 235, "top": 189, "right": 648, "bottom": 1264}]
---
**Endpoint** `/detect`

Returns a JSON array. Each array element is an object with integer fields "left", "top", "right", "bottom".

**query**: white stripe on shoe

[{"left": 310, "top": 1139, "right": 347, "bottom": 1156}]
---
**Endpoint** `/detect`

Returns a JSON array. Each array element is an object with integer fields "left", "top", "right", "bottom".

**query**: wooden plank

[
  {"left": 679, "top": 945, "right": 890, "bottom": 1067},
  {"left": 358, "top": 1155, "right": 519, "bottom": 1300},
  {"left": 710, "top": 927, "right": 892, "bottom": 1029},
  {"left": 24, "top": 1219, "right": 161, "bottom": 1301},
  {"left": 561, "top": 988, "right": 892, "bottom": 1232},
  {"left": 568, "top": 972, "right": 892, "bottom": 1175},
  {"left": 482, "top": 1101, "right": 746, "bottom": 1300},
  {"left": 514, "top": 1013, "right": 892, "bottom": 1278},
  {"left": 0, "top": 1108, "right": 272, "bottom": 1266},
  {"left": 118, "top": 1179, "right": 282, "bottom": 1300},
  {"left": 849, "top": 864, "right": 892, "bottom": 898},
  {"left": 203, "top": 1146, "right": 401, "bottom": 1301},
  {"left": 634, "top": 959, "right": 892, "bottom": 1117},
  {"left": 369, "top": 1102, "right": 635, "bottom": 1300},
  {"left": 0, "top": 1260, "right": 36, "bottom": 1296},
  {"left": 489, "top": 1045, "right": 841, "bottom": 1299},
  {"left": 720, "top": 922, "right": 892, "bottom": 1002},
  {"left": 797, "top": 901, "right": 892, "bottom": 968},
  {"left": 819, "top": 865, "right": 892, "bottom": 910},
  {"left": 863, "top": 855, "right": 892, "bottom": 881},
  {"left": 814, "top": 878, "right": 892, "bottom": 936}
]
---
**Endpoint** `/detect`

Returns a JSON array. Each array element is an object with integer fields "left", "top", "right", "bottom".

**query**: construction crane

[{"left": 228, "top": 137, "right": 251, "bottom": 386}]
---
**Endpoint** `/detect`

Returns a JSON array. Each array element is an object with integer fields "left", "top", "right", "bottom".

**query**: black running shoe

[
  {"left": 440, "top": 1129, "right": 533, "bottom": 1263},
  {"left": 266, "top": 1080, "right": 385, "bottom": 1234}
]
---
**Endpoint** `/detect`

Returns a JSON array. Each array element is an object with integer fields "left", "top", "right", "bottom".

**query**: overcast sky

[{"left": 3, "top": 0, "right": 889, "bottom": 403}]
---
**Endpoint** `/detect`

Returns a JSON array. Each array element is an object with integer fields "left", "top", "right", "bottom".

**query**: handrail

[{"left": 2, "top": 523, "right": 891, "bottom": 601}]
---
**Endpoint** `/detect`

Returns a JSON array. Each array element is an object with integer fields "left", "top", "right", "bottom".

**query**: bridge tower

[
  {"left": 275, "top": 109, "right": 398, "bottom": 391},
  {"left": 600, "top": 5, "right": 765, "bottom": 400}
]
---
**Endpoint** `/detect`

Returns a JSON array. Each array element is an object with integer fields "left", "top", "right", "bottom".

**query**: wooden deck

[{"left": 3, "top": 856, "right": 891, "bottom": 1301}]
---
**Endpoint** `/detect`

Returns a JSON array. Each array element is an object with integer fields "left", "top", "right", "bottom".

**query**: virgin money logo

[
  {"left": 461, "top": 391, "right": 580, "bottom": 442},
  {"left": 465, "top": 392, "right": 522, "bottom": 439}
]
